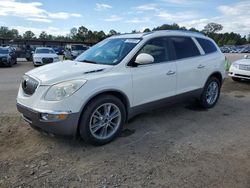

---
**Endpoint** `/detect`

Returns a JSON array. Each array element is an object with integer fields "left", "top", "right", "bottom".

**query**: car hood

[
  {"left": 33, "top": 53, "right": 58, "bottom": 58},
  {"left": 26, "top": 60, "right": 113, "bottom": 85},
  {"left": 235, "top": 59, "right": 250, "bottom": 65}
]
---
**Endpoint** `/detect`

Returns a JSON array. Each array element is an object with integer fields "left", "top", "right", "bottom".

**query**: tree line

[{"left": 0, "top": 23, "right": 249, "bottom": 46}]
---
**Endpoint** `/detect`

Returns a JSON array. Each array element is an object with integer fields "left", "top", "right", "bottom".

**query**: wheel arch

[
  {"left": 206, "top": 71, "right": 223, "bottom": 86},
  {"left": 76, "top": 89, "right": 130, "bottom": 135}
]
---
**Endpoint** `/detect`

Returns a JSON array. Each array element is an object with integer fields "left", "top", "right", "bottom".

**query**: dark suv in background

[{"left": 0, "top": 46, "right": 17, "bottom": 67}]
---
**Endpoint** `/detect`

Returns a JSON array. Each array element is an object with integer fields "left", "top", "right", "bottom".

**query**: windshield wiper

[{"left": 79, "top": 59, "right": 97, "bottom": 64}]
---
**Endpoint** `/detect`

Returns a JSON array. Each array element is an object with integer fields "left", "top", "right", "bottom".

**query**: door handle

[
  {"left": 197, "top": 64, "right": 205, "bottom": 69},
  {"left": 166, "top": 70, "right": 176, "bottom": 75}
]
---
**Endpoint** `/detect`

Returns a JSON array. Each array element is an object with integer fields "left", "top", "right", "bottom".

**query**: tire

[
  {"left": 199, "top": 77, "right": 221, "bottom": 108},
  {"left": 26, "top": 57, "right": 32, "bottom": 61},
  {"left": 7, "top": 61, "right": 12, "bottom": 67},
  {"left": 79, "top": 95, "right": 126, "bottom": 145},
  {"left": 232, "top": 77, "right": 241, "bottom": 82}
]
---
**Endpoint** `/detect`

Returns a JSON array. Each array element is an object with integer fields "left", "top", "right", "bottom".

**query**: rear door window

[
  {"left": 196, "top": 38, "right": 217, "bottom": 54},
  {"left": 169, "top": 37, "right": 200, "bottom": 60}
]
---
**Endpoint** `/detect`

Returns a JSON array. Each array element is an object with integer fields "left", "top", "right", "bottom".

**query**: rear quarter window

[
  {"left": 169, "top": 37, "right": 200, "bottom": 60},
  {"left": 196, "top": 38, "right": 217, "bottom": 54}
]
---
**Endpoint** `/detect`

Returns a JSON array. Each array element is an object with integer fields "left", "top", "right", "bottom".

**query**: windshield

[
  {"left": 35, "top": 48, "right": 55, "bottom": 54},
  {"left": 0, "top": 48, "right": 8, "bottom": 54},
  {"left": 75, "top": 38, "right": 141, "bottom": 65},
  {"left": 72, "top": 45, "right": 88, "bottom": 51}
]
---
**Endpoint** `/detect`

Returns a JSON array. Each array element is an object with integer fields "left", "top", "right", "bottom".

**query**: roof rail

[{"left": 154, "top": 29, "right": 205, "bottom": 36}]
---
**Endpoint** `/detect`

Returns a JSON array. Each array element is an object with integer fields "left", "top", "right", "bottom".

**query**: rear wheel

[
  {"left": 79, "top": 95, "right": 126, "bottom": 145},
  {"left": 199, "top": 77, "right": 221, "bottom": 108},
  {"left": 232, "top": 77, "right": 241, "bottom": 82}
]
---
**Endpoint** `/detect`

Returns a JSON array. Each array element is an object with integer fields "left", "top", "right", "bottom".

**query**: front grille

[
  {"left": 42, "top": 58, "right": 53, "bottom": 64},
  {"left": 22, "top": 76, "right": 39, "bottom": 95},
  {"left": 235, "top": 74, "right": 250, "bottom": 78},
  {"left": 0, "top": 57, "right": 7, "bottom": 62},
  {"left": 239, "top": 64, "right": 250, "bottom": 71}
]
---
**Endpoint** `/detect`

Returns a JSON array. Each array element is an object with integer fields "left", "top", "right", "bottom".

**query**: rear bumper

[{"left": 16, "top": 103, "right": 80, "bottom": 136}]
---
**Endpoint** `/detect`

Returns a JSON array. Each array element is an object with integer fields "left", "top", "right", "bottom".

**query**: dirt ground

[{"left": 0, "top": 54, "right": 250, "bottom": 188}]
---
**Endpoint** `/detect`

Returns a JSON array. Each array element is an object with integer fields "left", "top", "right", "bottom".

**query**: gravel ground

[{"left": 0, "top": 54, "right": 250, "bottom": 188}]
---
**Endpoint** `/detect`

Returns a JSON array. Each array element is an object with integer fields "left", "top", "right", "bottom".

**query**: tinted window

[
  {"left": 72, "top": 45, "right": 88, "bottom": 51},
  {"left": 196, "top": 38, "right": 217, "bottom": 54},
  {"left": 138, "top": 38, "right": 170, "bottom": 63},
  {"left": 170, "top": 37, "right": 200, "bottom": 60},
  {"left": 76, "top": 38, "right": 141, "bottom": 65}
]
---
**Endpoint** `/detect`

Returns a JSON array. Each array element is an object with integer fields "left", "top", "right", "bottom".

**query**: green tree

[
  {"left": 131, "top": 30, "right": 138, "bottom": 33},
  {"left": 218, "top": 38, "right": 224, "bottom": 46},
  {"left": 108, "top": 29, "right": 118, "bottom": 36},
  {"left": 76, "top": 26, "right": 89, "bottom": 41},
  {"left": 203, "top": 23, "right": 223, "bottom": 34},
  {"left": 143, "top": 28, "right": 151, "bottom": 32},
  {"left": 23, "top": 30, "right": 35, "bottom": 39},
  {"left": 10, "top": 29, "right": 19, "bottom": 39},
  {"left": 0, "top": 26, "right": 9, "bottom": 38},
  {"left": 97, "top": 30, "right": 106, "bottom": 40},
  {"left": 153, "top": 23, "right": 182, "bottom": 31},
  {"left": 189, "top": 27, "right": 199, "bottom": 32},
  {"left": 69, "top": 27, "right": 77, "bottom": 39},
  {"left": 39, "top": 31, "right": 48, "bottom": 40}
]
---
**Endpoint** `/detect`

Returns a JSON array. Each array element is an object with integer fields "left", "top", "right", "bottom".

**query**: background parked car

[
  {"left": 228, "top": 54, "right": 250, "bottom": 81},
  {"left": 64, "top": 44, "right": 89, "bottom": 60},
  {"left": 33, "top": 47, "right": 60, "bottom": 67},
  {"left": 0, "top": 46, "right": 17, "bottom": 67},
  {"left": 53, "top": 47, "right": 64, "bottom": 55},
  {"left": 220, "top": 45, "right": 250, "bottom": 54}
]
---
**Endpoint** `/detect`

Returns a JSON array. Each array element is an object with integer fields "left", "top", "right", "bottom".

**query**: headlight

[
  {"left": 44, "top": 80, "right": 87, "bottom": 101},
  {"left": 232, "top": 62, "right": 239, "bottom": 69}
]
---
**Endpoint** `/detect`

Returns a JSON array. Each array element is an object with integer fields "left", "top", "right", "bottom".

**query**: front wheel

[
  {"left": 199, "top": 77, "right": 221, "bottom": 108},
  {"left": 79, "top": 95, "right": 126, "bottom": 145}
]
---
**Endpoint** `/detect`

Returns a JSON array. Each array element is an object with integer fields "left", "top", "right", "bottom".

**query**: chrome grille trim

[{"left": 239, "top": 64, "right": 250, "bottom": 71}]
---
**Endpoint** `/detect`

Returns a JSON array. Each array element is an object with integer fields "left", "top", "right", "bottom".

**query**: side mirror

[
  {"left": 244, "top": 55, "right": 250, "bottom": 59},
  {"left": 135, "top": 53, "right": 154, "bottom": 65}
]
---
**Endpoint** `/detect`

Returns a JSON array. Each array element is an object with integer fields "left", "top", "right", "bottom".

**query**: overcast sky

[{"left": 0, "top": 0, "right": 249, "bottom": 36}]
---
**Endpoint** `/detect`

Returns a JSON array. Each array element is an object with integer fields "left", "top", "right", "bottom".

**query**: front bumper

[
  {"left": 228, "top": 67, "right": 250, "bottom": 80},
  {"left": 17, "top": 103, "right": 80, "bottom": 136},
  {"left": 0, "top": 60, "right": 10, "bottom": 66}
]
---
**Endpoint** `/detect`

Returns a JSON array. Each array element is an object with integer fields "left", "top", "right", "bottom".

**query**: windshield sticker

[{"left": 125, "top": 39, "right": 140, "bottom": 43}]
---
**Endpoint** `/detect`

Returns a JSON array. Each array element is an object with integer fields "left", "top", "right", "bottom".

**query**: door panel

[
  {"left": 169, "top": 36, "right": 204, "bottom": 94},
  {"left": 176, "top": 56, "right": 205, "bottom": 94},
  {"left": 130, "top": 37, "right": 177, "bottom": 107},
  {"left": 131, "top": 62, "right": 176, "bottom": 106}
]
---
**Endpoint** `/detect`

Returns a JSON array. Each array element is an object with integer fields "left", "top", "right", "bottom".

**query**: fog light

[{"left": 40, "top": 113, "right": 68, "bottom": 121}]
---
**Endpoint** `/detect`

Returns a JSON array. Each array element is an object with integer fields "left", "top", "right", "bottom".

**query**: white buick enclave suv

[{"left": 17, "top": 30, "right": 226, "bottom": 145}]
